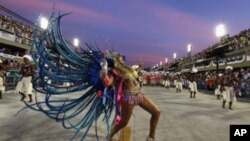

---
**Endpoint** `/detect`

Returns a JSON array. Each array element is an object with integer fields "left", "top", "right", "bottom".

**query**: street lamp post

[{"left": 215, "top": 24, "right": 227, "bottom": 75}]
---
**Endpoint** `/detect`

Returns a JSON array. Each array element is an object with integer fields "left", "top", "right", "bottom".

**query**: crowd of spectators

[
  {"left": 163, "top": 28, "right": 250, "bottom": 74},
  {"left": 0, "top": 59, "right": 21, "bottom": 71},
  {"left": 0, "top": 13, "right": 31, "bottom": 59},
  {"left": 176, "top": 28, "right": 250, "bottom": 65},
  {"left": 0, "top": 14, "right": 32, "bottom": 40},
  {"left": 150, "top": 27, "right": 250, "bottom": 98},
  {"left": 0, "top": 13, "right": 33, "bottom": 50},
  {"left": 0, "top": 58, "right": 22, "bottom": 91}
]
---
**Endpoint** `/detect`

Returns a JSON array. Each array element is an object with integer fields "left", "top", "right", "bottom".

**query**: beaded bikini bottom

[{"left": 122, "top": 91, "right": 144, "bottom": 105}]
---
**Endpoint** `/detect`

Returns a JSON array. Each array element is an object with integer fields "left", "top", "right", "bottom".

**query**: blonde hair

[{"left": 113, "top": 55, "right": 138, "bottom": 79}]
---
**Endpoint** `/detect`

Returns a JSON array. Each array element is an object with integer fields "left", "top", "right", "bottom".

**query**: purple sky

[{"left": 1, "top": 0, "right": 250, "bottom": 67}]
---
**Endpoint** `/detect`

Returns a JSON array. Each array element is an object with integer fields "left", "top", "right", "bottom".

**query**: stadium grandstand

[
  {"left": 149, "top": 28, "right": 250, "bottom": 98},
  {"left": 0, "top": 5, "right": 33, "bottom": 61},
  {"left": 0, "top": 5, "right": 77, "bottom": 90},
  {"left": 160, "top": 28, "right": 250, "bottom": 73},
  {"left": 0, "top": 5, "right": 34, "bottom": 90}
]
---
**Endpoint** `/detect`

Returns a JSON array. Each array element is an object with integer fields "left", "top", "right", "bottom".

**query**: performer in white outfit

[
  {"left": 189, "top": 75, "right": 197, "bottom": 98},
  {"left": 175, "top": 74, "right": 183, "bottom": 93},
  {"left": 0, "top": 70, "right": 5, "bottom": 99},
  {"left": 220, "top": 66, "right": 237, "bottom": 110},
  {"left": 214, "top": 73, "right": 223, "bottom": 100},
  {"left": 164, "top": 75, "right": 170, "bottom": 88},
  {"left": 16, "top": 55, "right": 34, "bottom": 102},
  {"left": 189, "top": 67, "right": 198, "bottom": 98}
]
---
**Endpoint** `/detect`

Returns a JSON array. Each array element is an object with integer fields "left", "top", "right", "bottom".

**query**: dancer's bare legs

[
  {"left": 139, "top": 95, "right": 161, "bottom": 139},
  {"left": 109, "top": 101, "right": 134, "bottom": 140},
  {"left": 109, "top": 95, "right": 160, "bottom": 140}
]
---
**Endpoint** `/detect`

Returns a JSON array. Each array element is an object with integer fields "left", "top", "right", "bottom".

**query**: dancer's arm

[{"left": 100, "top": 72, "right": 114, "bottom": 87}]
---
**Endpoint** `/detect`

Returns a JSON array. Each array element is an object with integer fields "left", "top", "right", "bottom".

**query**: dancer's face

[
  {"left": 23, "top": 58, "right": 29, "bottom": 64},
  {"left": 190, "top": 77, "right": 194, "bottom": 82},
  {"left": 115, "top": 55, "right": 124, "bottom": 65},
  {"left": 107, "top": 75, "right": 114, "bottom": 86},
  {"left": 118, "top": 55, "right": 124, "bottom": 64},
  {"left": 226, "top": 69, "right": 232, "bottom": 74}
]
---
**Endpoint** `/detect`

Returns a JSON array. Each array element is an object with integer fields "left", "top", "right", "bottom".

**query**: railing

[{"left": 0, "top": 26, "right": 32, "bottom": 46}]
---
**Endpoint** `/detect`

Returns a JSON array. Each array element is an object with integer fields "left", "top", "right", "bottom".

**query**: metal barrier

[
  {"left": 5, "top": 70, "right": 21, "bottom": 91},
  {"left": 235, "top": 81, "right": 250, "bottom": 98}
]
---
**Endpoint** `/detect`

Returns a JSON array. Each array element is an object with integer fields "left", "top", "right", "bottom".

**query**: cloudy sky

[{"left": 1, "top": 0, "right": 250, "bottom": 67}]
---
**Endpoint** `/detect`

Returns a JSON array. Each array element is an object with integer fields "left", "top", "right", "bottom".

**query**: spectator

[
  {"left": 16, "top": 62, "right": 21, "bottom": 70},
  {"left": 2, "top": 60, "right": 9, "bottom": 71},
  {"left": 9, "top": 60, "right": 14, "bottom": 69},
  {"left": 0, "top": 13, "right": 33, "bottom": 43}
]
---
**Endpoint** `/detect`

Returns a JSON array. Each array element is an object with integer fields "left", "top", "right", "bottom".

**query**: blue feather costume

[{"left": 23, "top": 13, "right": 121, "bottom": 141}]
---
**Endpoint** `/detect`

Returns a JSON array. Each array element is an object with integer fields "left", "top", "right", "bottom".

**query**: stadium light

[
  {"left": 173, "top": 53, "right": 177, "bottom": 59},
  {"left": 73, "top": 38, "right": 79, "bottom": 47},
  {"left": 156, "top": 64, "right": 158, "bottom": 67},
  {"left": 215, "top": 24, "right": 226, "bottom": 37},
  {"left": 187, "top": 44, "right": 192, "bottom": 53},
  {"left": 165, "top": 58, "right": 168, "bottom": 63},
  {"left": 40, "top": 17, "right": 48, "bottom": 30},
  {"left": 160, "top": 61, "right": 162, "bottom": 66}
]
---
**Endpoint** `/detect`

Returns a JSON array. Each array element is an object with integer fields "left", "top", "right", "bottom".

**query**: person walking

[
  {"left": 220, "top": 66, "right": 237, "bottom": 110},
  {"left": 15, "top": 55, "right": 34, "bottom": 102},
  {"left": 0, "top": 70, "right": 5, "bottom": 99},
  {"left": 189, "top": 74, "right": 198, "bottom": 98},
  {"left": 214, "top": 73, "right": 223, "bottom": 100},
  {"left": 175, "top": 74, "right": 183, "bottom": 93}
]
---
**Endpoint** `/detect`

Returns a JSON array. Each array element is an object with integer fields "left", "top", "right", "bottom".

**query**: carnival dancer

[
  {"left": 16, "top": 55, "right": 34, "bottom": 102},
  {"left": 101, "top": 53, "right": 161, "bottom": 141},
  {"left": 0, "top": 70, "right": 5, "bottom": 99},
  {"left": 220, "top": 66, "right": 237, "bottom": 110},
  {"left": 175, "top": 74, "right": 183, "bottom": 93},
  {"left": 189, "top": 75, "right": 197, "bottom": 98},
  {"left": 164, "top": 74, "right": 170, "bottom": 88},
  {"left": 26, "top": 12, "right": 161, "bottom": 141},
  {"left": 189, "top": 68, "right": 198, "bottom": 98},
  {"left": 214, "top": 73, "right": 223, "bottom": 100}
]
